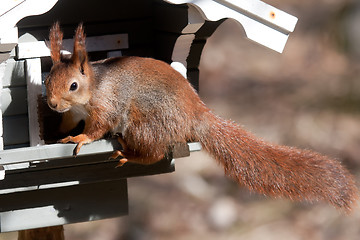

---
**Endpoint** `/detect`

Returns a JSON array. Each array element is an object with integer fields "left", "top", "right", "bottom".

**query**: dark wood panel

[
  {"left": 3, "top": 115, "right": 29, "bottom": 147},
  {"left": 0, "top": 155, "right": 174, "bottom": 190},
  {"left": 154, "top": 1, "right": 189, "bottom": 33},
  {"left": 0, "top": 179, "right": 128, "bottom": 232},
  {"left": 17, "top": 0, "right": 154, "bottom": 29},
  {"left": 1, "top": 87, "right": 28, "bottom": 116},
  {"left": 153, "top": 31, "right": 181, "bottom": 63}
]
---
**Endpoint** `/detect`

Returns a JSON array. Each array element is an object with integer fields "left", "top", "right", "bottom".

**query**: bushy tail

[{"left": 195, "top": 112, "right": 358, "bottom": 212}]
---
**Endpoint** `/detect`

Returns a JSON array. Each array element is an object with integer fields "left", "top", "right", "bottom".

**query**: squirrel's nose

[{"left": 48, "top": 99, "right": 58, "bottom": 109}]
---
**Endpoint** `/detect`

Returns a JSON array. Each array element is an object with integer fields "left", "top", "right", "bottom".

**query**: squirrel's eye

[{"left": 70, "top": 82, "right": 78, "bottom": 91}]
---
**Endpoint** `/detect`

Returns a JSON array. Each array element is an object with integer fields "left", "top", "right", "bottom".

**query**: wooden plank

[
  {"left": 0, "top": 156, "right": 175, "bottom": 191},
  {"left": 0, "top": 0, "right": 26, "bottom": 17},
  {"left": 171, "top": 34, "right": 195, "bottom": 69},
  {"left": 17, "top": 18, "right": 151, "bottom": 49},
  {"left": 17, "top": 34, "right": 129, "bottom": 59},
  {"left": 3, "top": 162, "right": 29, "bottom": 172},
  {"left": 0, "top": 179, "right": 128, "bottom": 232},
  {"left": 0, "top": 112, "right": 3, "bottom": 149},
  {"left": 0, "top": 43, "right": 17, "bottom": 53},
  {"left": 25, "top": 58, "right": 44, "bottom": 146},
  {"left": 1, "top": 87, "right": 28, "bottom": 116},
  {"left": 0, "top": 166, "right": 4, "bottom": 181},
  {"left": 85, "top": 19, "right": 152, "bottom": 47},
  {"left": 0, "top": 138, "right": 200, "bottom": 166},
  {"left": 182, "top": 5, "right": 206, "bottom": 33},
  {"left": 0, "top": 139, "right": 119, "bottom": 165},
  {"left": 16, "top": 41, "right": 55, "bottom": 60},
  {"left": 163, "top": 0, "right": 298, "bottom": 53},
  {"left": 0, "top": 61, "right": 3, "bottom": 151},
  {"left": 187, "top": 142, "right": 202, "bottom": 152},
  {"left": 0, "top": 52, "right": 11, "bottom": 64},
  {"left": 0, "top": 27, "right": 18, "bottom": 52},
  {"left": 0, "top": 0, "right": 57, "bottom": 38},
  {"left": 3, "top": 115, "right": 29, "bottom": 147},
  {"left": 85, "top": 34, "right": 129, "bottom": 52}
]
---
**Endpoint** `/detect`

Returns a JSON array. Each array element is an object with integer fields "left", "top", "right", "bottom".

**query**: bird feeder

[{"left": 0, "top": 0, "right": 297, "bottom": 232}]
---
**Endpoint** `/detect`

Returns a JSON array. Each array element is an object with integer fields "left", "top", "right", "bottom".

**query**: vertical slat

[
  {"left": 18, "top": 226, "right": 64, "bottom": 240},
  {"left": 0, "top": 61, "right": 6, "bottom": 179},
  {"left": 0, "top": 61, "right": 5, "bottom": 150},
  {"left": 171, "top": 34, "right": 195, "bottom": 76},
  {"left": 156, "top": 4, "right": 205, "bottom": 77},
  {"left": 25, "top": 58, "right": 44, "bottom": 146}
]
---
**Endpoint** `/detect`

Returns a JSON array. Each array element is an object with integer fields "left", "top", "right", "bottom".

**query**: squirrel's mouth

[
  {"left": 48, "top": 105, "right": 70, "bottom": 113},
  {"left": 55, "top": 108, "right": 70, "bottom": 113},
  {"left": 47, "top": 98, "right": 71, "bottom": 113}
]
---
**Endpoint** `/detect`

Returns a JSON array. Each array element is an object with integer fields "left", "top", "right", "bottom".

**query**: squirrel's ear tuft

[
  {"left": 72, "top": 23, "right": 88, "bottom": 72},
  {"left": 49, "top": 22, "right": 63, "bottom": 63}
]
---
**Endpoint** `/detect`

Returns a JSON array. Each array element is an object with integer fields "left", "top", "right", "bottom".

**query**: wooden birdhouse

[{"left": 0, "top": 0, "right": 297, "bottom": 233}]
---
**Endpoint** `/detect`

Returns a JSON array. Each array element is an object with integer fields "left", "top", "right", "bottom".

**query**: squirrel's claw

[
  {"left": 109, "top": 135, "right": 130, "bottom": 167},
  {"left": 73, "top": 142, "right": 84, "bottom": 156},
  {"left": 58, "top": 136, "right": 72, "bottom": 144},
  {"left": 58, "top": 134, "right": 93, "bottom": 156},
  {"left": 109, "top": 150, "right": 128, "bottom": 167},
  {"left": 115, "top": 158, "right": 128, "bottom": 168},
  {"left": 109, "top": 150, "right": 125, "bottom": 159}
]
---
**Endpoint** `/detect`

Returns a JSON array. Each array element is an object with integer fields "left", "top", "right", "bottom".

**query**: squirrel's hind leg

[
  {"left": 109, "top": 135, "right": 128, "bottom": 161},
  {"left": 109, "top": 149, "right": 129, "bottom": 167},
  {"left": 109, "top": 135, "right": 165, "bottom": 166}
]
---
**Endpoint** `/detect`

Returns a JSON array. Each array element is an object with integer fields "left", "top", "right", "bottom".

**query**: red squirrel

[{"left": 46, "top": 22, "right": 358, "bottom": 212}]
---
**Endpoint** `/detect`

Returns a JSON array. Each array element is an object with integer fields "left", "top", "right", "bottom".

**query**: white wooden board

[{"left": 16, "top": 34, "right": 129, "bottom": 60}]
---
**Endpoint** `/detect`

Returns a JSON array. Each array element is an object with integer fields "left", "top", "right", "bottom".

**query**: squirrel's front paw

[{"left": 59, "top": 134, "right": 93, "bottom": 156}]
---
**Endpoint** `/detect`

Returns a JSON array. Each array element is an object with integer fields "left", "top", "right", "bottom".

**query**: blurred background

[{"left": 2, "top": 0, "right": 360, "bottom": 239}]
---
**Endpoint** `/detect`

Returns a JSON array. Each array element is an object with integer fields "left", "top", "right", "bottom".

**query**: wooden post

[
  {"left": 18, "top": 226, "right": 64, "bottom": 240},
  {"left": 25, "top": 58, "right": 44, "bottom": 147}
]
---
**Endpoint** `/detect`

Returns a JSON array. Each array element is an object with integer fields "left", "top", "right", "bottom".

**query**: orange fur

[
  {"left": 49, "top": 22, "right": 63, "bottom": 63},
  {"left": 46, "top": 23, "right": 359, "bottom": 211},
  {"left": 59, "top": 111, "right": 80, "bottom": 134}
]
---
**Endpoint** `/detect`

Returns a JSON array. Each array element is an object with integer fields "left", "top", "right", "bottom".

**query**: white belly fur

[{"left": 70, "top": 104, "right": 89, "bottom": 122}]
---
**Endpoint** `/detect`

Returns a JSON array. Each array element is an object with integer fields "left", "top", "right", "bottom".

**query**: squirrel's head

[{"left": 45, "top": 22, "right": 93, "bottom": 113}]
